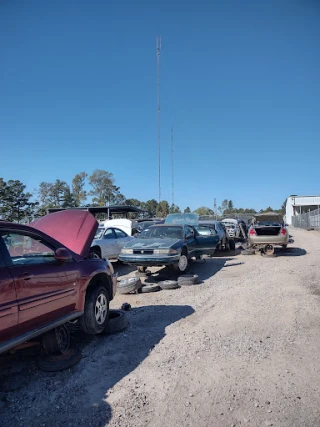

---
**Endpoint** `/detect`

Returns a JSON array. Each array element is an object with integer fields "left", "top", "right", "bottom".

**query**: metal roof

[{"left": 47, "top": 205, "right": 146, "bottom": 216}]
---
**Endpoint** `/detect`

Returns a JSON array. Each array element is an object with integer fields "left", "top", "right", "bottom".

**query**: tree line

[{"left": 0, "top": 171, "right": 285, "bottom": 223}]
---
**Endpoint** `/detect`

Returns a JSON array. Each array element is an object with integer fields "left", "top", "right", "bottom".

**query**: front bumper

[{"left": 119, "top": 254, "right": 180, "bottom": 267}]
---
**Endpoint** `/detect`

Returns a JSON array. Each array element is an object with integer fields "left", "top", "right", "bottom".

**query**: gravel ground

[{"left": 1, "top": 227, "right": 320, "bottom": 427}]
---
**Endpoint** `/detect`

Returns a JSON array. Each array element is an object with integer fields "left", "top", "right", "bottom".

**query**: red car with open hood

[{"left": 0, "top": 210, "right": 117, "bottom": 354}]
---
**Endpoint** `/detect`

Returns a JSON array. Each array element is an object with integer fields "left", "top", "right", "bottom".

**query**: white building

[{"left": 286, "top": 195, "right": 320, "bottom": 225}]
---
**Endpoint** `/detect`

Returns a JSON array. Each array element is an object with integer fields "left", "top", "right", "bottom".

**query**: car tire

[
  {"left": 159, "top": 280, "right": 180, "bottom": 290},
  {"left": 102, "top": 310, "right": 128, "bottom": 335},
  {"left": 42, "top": 325, "right": 70, "bottom": 355},
  {"left": 174, "top": 252, "right": 188, "bottom": 273},
  {"left": 178, "top": 274, "right": 200, "bottom": 286},
  {"left": 117, "top": 277, "right": 142, "bottom": 294},
  {"left": 138, "top": 283, "right": 161, "bottom": 293},
  {"left": 241, "top": 249, "right": 255, "bottom": 255},
  {"left": 37, "top": 346, "right": 82, "bottom": 372},
  {"left": 229, "top": 239, "right": 236, "bottom": 251},
  {"left": 80, "top": 286, "right": 109, "bottom": 335}
]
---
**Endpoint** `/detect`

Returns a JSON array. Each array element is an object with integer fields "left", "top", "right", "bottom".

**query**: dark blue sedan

[{"left": 119, "top": 223, "right": 220, "bottom": 273}]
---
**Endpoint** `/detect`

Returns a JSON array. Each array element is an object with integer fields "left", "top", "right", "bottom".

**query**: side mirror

[{"left": 54, "top": 247, "right": 71, "bottom": 262}]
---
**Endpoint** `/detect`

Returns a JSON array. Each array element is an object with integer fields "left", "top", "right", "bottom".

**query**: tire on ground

[
  {"left": 103, "top": 309, "right": 128, "bottom": 335},
  {"left": 159, "top": 280, "right": 180, "bottom": 290},
  {"left": 241, "top": 249, "right": 255, "bottom": 255},
  {"left": 138, "top": 283, "right": 161, "bottom": 293},
  {"left": 178, "top": 274, "right": 200, "bottom": 286},
  {"left": 80, "top": 286, "right": 109, "bottom": 335},
  {"left": 37, "top": 346, "right": 82, "bottom": 372},
  {"left": 117, "top": 277, "right": 142, "bottom": 294},
  {"left": 42, "top": 325, "right": 70, "bottom": 355}
]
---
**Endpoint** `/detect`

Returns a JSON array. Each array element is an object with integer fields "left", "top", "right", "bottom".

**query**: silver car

[{"left": 90, "top": 227, "right": 134, "bottom": 260}]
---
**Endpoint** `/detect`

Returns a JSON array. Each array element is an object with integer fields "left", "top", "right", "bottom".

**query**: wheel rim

[
  {"left": 178, "top": 255, "right": 188, "bottom": 272},
  {"left": 55, "top": 326, "right": 70, "bottom": 354},
  {"left": 95, "top": 293, "right": 108, "bottom": 324}
]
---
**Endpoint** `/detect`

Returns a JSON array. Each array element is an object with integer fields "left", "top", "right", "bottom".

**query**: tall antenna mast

[
  {"left": 156, "top": 36, "right": 161, "bottom": 203},
  {"left": 171, "top": 126, "right": 174, "bottom": 206}
]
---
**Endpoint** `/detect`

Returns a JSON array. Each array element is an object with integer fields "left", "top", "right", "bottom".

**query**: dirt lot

[{"left": 1, "top": 227, "right": 320, "bottom": 427}]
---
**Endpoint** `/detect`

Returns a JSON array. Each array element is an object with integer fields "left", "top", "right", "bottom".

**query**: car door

[
  {"left": 113, "top": 228, "right": 132, "bottom": 257},
  {"left": 99, "top": 228, "right": 118, "bottom": 259},
  {"left": 0, "top": 230, "right": 78, "bottom": 334},
  {"left": 0, "top": 241, "right": 18, "bottom": 343},
  {"left": 194, "top": 226, "right": 220, "bottom": 256},
  {"left": 184, "top": 226, "right": 198, "bottom": 257}
]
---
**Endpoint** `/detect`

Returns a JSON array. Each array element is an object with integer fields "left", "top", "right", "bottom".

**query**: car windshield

[
  {"left": 94, "top": 228, "right": 104, "bottom": 239},
  {"left": 139, "top": 226, "right": 183, "bottom": 239}
]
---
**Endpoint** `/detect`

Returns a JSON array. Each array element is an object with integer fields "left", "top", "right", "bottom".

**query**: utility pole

[
  {"left": 214, "top": 198, "right": 217, "bottom": 220},
  {"left": 171, "top": 126, "right": 174, "bottom": 207},
  {"left": 156, "top": 36, "right": 161, "bottom": 203}
]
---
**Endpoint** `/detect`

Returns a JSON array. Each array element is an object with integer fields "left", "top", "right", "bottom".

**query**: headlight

[
  {"left": 121, "top": 248, "right": 133, "bottom": 254},
  {"left": 153, "top": 249, "right": 178, "bottom": 255}
]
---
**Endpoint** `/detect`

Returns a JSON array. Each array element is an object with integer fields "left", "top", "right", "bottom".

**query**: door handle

[{"left": 19, "top": 273, "right": 34, "bottom": 281}]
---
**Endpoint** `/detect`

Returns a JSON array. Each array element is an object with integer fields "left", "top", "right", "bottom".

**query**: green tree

[
  {"left": 0, "top": 179, "right": 38, "bottom": 223},
  {"left": 169, "top": 204, "right": 181, "bottom": 214},
  {"left": 156, "top": 200, "right": 169, "bottom": 218},
  {"left": 144, "top": 199, "right": 158, "bottom": 217},
  {"left": 194, "top": 206, "right": 214, "bottom": 216},
  {"left": 72, "top": 172, "right": 87, "bottom": 207},
  {"left": 37, "top": 179, "right": 72, "bottom": 209},
  {"left": 88, "top": 169, "right": 121, "bottom": 206},
  {"left": 184, "top": 206, "right": 191, "bottom": 213}
]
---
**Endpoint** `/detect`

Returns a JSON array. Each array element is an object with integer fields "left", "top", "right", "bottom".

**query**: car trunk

[{"left": 254, "top": 226, "right": 281, "bottom": 236}]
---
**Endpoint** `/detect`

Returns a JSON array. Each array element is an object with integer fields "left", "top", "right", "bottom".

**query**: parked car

[
  {"left": 98, "top": 218, "right": 134, "bottom": 236},
  {"left": 119, "top": 223, "right": 220, "bottom": 272},
  {"left": 221, "top": 218, "right": 247, "bottom": 241},
  {"left": 90, "top": 226, "right": 134, "bottom": 260},
  {"left": 132, "top": 219, "right": 165, "bottom": 236},
  {"left": 248, "top": 212, "right": 289, "bottom": 254},
  {"left": 198, "top": 220, "right": 235, "bottom": 251},
  {"left": 0, "top": 210, "right": 117, "bottom": 355}
]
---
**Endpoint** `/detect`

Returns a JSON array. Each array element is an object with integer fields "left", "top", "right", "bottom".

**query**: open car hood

[{"left": 30, "top": 210, "right": 98, "bottom": 258}]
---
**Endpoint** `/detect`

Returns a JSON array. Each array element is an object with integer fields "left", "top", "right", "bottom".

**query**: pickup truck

[
  {"left": 0, "top": 210, "right": 117, "bottom": 355},
  {"left": 248, "top": 212, "right": 289, "bottom": 255}
]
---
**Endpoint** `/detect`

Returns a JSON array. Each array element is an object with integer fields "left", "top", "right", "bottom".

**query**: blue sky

[{"left": 1, "top": 0, "right": 319, "bottom": 212}]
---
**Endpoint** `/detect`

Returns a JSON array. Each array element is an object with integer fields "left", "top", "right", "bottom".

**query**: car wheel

[
  {"left": 81, "top": 286, "right": 109, "bottom": 335},
  {"left": 42, "top": 325, "right": 70, "bottom": 355},
  {"left": 174, "top": 253, "right": 188, "bottom": 273},
  {"left": 178, "top": 274, "right": 200, "bottom": 286},
  {"left": 159, "top": 280, "right": 180, "bottom": 290},
  {"left": 117, "top": 277, "right": 142, "bottom": 294}
]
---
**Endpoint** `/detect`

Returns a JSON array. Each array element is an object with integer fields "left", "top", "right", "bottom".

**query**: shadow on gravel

[
  {"left": 112, "top": 260, "right": 136, "bottom": 277},
  {"left": 0, "top": 304, "right": 194, "bottom": 427},
  {"left": 276, "top": 247, "right": 307, "bottom": 257}
]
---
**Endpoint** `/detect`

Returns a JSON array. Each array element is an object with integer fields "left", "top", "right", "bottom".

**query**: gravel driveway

[{"left": 1, "top": 227, "right": 320, "bottom": 427}]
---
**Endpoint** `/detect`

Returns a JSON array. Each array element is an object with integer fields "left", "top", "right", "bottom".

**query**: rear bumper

[
  {"left": 119, "top": 254, "right": 180, "bottom": 267},
  {"left": 248, "top": 235, "right": 289, "bottom": 247}
]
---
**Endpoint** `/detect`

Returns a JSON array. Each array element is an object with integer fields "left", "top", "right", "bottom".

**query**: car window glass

[
  {"left": 1, "top": 232, "right": 56, "bottom": 265},
  {"left": 195, "top": 226, "right": 213, "bottom": 236},
  {"left": 114, "top": 228, "right": 127, "bottom": 238},
  {"left": 104, "top": 229, "right": 115, "bottom": 239}
]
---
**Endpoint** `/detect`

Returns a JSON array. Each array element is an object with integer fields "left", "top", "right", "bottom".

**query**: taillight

[
  {"left": 281, "top": 228, "right": 287, "bottom": 235},
  {"left": 249, "top": 229, "right": 256, "bottom": 236}
]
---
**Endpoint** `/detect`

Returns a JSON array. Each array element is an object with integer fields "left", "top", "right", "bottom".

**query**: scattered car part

[
  {"left": 241, "top": 249, "right": 256, "bottom": 255},
  {"left": 37, "top": 346, "right": 82, "bottom": 372},
  {"left": 103, "top": 310, "right": 128, "bottom": 335},
  {"left": 262, "top": 244, "right": 275, "bottom": 256},
  {"left": 121, "top": 303, "right": 131, "bottom": 311},
  {"left": 42, "top": 325, "right": 70, "bottom": 355},
  {"left": 117, "top": 277, "right": 142, "bottom": 294},
  {"left": 138, "top": 283, "right": 161, "bottom": 293},
  {"left": 178, "top": 274, "right": 200, "bottom": 286},
  {"left": 159, "top": 280, "right": 180, "bottom": 290}
]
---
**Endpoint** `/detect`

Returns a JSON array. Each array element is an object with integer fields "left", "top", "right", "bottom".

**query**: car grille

[{"left": 133, "top": 249, "right": 154, "bottom": 255}]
